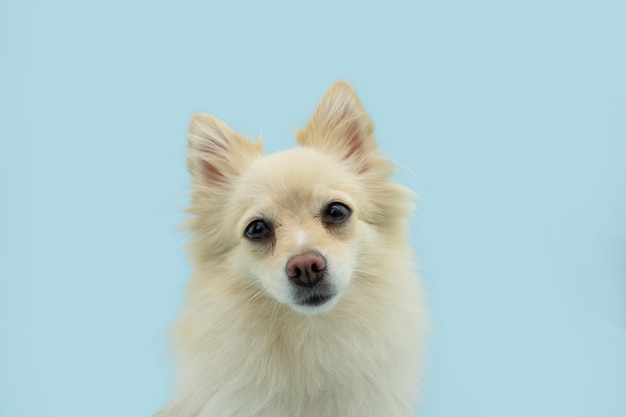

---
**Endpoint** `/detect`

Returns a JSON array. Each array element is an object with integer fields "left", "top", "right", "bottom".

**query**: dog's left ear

[{"left": 296, "top": 81, "right": 378, "bottom": 173}]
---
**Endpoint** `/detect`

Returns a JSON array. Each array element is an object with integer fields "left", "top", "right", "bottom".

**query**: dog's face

[
  {"left": 228, "top": 146, "right": 369, "bottom": 314},
  {"left": 186, "top": 82, "right": 406, "bottom": 315}
]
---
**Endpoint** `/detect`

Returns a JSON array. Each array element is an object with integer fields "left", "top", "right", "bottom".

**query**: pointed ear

[
  {"left": 187, "top": 113, "right": 262, "bottom": 185},
  {"left": 296, "top": 81, "right": 377, "bottom": 169}
]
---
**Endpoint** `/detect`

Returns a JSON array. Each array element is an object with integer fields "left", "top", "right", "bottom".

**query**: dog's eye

[
  {"left": 245, "top": 220, "right": 272, "bottom": 240},
  {"left": 323, "top": 202, "right": 351, "bottom": 224}
]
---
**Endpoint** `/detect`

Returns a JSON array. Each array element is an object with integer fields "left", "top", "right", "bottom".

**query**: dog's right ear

[{"left": 187, "top": 114, "right": 263, "bottom": 185}]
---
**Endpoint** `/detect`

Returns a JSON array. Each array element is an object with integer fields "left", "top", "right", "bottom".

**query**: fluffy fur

[{"left": 163, "top": 81, "right": 427, "bottom": 417}]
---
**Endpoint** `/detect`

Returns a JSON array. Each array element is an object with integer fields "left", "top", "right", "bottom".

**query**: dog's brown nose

[{"left": 286, "top": 252, "right": 326, "bottom": 288}]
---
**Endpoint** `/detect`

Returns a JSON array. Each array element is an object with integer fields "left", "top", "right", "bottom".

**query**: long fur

[{"left": 163, "top": 81, "right": 428, "bottom": 417}]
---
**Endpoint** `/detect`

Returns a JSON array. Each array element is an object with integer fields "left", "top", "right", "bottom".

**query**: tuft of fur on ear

[
  {"left": 187, "top": 113, "right": 263, "bottom": 186},
  {"left": 296, "top": 81, "right": 382, "bottom": 174}
]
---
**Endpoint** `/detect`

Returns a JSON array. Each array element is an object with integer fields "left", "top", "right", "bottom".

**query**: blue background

[{"left": 1, "top": 1, "right": 625, "bottom": 416}]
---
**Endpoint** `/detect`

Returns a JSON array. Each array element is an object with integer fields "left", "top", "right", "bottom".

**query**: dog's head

[{"left": 186, "top": 82, "right": 413, "bottom": 315}]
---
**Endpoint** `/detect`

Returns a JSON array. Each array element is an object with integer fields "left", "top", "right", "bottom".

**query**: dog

[{"left": 162, "top": 81, "right": 427, "bottom": 417}]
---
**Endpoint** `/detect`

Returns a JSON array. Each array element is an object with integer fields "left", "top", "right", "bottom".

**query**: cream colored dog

[{"left": 163, "top": 82, "right": 427, "bottom": 417}]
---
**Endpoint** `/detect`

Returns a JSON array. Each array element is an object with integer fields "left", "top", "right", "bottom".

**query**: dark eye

[
  {"left": 323, "top": 202, "right": 351, "bottom": 224},
  {"left": 244, "top": 220, "right": 272, "bottom": 240}
]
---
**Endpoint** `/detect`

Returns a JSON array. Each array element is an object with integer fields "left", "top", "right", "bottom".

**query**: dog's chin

[{"left": 289, "top": 292, "right": 340, "bottom": 315}]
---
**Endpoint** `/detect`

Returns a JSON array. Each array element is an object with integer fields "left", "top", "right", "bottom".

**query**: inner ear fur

[{"left": 187, "top": 113, "right": 263, "bottom": 185}]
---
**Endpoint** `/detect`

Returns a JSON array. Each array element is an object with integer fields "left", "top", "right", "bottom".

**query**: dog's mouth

[
  {"left": 300, "top": 293, "right": 333, "bottom": 306},
  {"left": 292, "top": 278, "right": 336, "bottom": 307},
  {"left": 289, "top": 287, "right": 340, "bottom": 315},
  {"left": 286, "top": 271, "right": 340, "bottom": 313}
]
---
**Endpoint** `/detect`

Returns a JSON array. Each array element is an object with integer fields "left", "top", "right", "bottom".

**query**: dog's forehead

[
  {"left": 235, "top": 147, "right": 358, "bottom": 211},
  {"left": 248, "top": 147, "right": 347, "bottom": 186}
]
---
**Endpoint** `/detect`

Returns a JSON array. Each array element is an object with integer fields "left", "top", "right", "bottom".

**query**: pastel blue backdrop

[{"left": 1, "top": 1, "right": 625, "bottom": 416}]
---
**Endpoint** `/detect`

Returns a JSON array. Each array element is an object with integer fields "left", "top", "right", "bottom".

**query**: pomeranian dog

[{"left": 163, "top": 81, "right": 427, "bottom": 417}]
